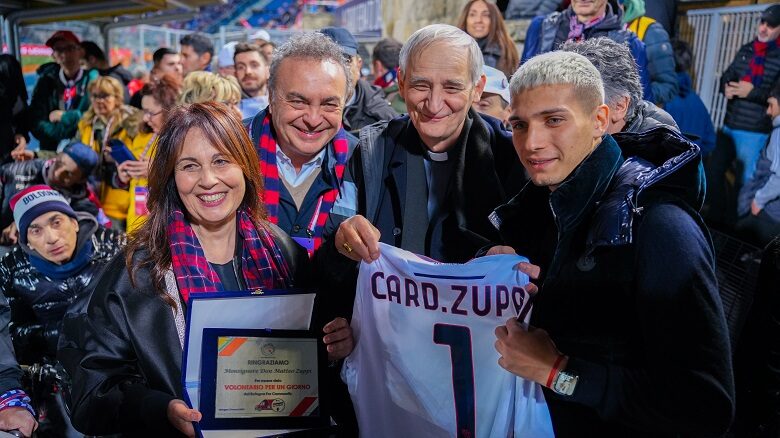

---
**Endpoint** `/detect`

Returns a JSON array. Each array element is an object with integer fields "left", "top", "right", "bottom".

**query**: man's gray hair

[
  {"left": 268, "top": 31, "right": 352, "bottom": 100},
  {"left": 399, "top": 24, "right": 484, "bottom": 84},
  {"left": 560, "top": 37, "right": 643, "bottom": 120},
  {"left": 510, "top": 51, "right": 604, "bottom": 111}
]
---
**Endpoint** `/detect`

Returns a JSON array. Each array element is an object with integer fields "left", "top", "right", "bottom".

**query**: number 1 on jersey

[{"left": 434, "top": 323, "right": 476, "bottom": 438}]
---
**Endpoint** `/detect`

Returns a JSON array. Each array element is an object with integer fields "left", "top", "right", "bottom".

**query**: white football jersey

[{"left": 343, "top": 243, "right": 554, "bottom": 438}]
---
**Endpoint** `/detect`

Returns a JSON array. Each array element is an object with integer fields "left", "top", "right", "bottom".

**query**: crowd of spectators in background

[{"left": 0, "top": 1, "right": 778, "bottom": 436}]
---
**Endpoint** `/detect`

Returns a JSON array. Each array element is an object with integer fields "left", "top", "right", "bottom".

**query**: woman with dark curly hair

[{"left": 456, "top": 0, "right": 520, "bottom": 78}]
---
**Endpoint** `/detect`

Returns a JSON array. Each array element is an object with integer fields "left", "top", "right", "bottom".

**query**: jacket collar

[
  {"left": 625, "top": 100, "right": 678, "bottom": 133},
  {"left": 492, "top": 126, "right": 703, "bottom": 252},
  {"left": 560, "top": 2, "right": 623, "bottom": 33},
  {"left": 586, "top": 127, "right": 703, "bottom": 250},
  {"left": 548, "top": 135, "right": 623, "bottom": 236}
]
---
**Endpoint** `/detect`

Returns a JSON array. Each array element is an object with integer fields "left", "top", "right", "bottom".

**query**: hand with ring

[{"left": 334, "top": 215, "right": 381, "bottom": 263}]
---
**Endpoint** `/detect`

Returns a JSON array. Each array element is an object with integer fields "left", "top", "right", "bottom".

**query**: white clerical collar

[{"left": 426, "top": 150, "right": 449, "bottom": 162}]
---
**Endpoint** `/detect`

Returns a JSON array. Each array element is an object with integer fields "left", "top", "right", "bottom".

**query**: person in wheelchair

[{"left": 0, "top": 185, "right": 124, "bottom": 437}]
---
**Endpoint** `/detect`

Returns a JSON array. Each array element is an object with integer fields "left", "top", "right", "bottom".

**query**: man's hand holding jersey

[
  {"left": 335, "top": 215, "right": 381, "bottom": 263},
  {"left": 486, "top": 246, "right": 566, "bottom": 387},
  {"left": 495, "top": 320, "right": 567, "bottom": 387}
]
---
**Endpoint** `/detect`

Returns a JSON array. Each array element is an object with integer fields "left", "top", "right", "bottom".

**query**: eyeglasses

[
  {"left": 343, "top": 55, "right": 353, "bottom": 65},
  {"left": 92, "top": 93, "right": 113, "bottom": 101},
  {"left": 143, "top": 109, "right": 164, "bottom": 118}
]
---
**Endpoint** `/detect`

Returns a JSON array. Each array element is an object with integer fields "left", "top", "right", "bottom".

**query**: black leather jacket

[{"left": 60, "top": 222, "right": 310, "bottom": 436}]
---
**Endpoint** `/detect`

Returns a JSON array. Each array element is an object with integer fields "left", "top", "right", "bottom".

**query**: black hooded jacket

[
  {"left": 490, "top": 127, "right": 734, "bottom": 436},
  {"left": 343, "top": 79, "right": 398, "bottom": 134}
]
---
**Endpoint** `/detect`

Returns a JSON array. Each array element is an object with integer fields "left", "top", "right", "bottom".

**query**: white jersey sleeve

[{"left": 343, "top": 243, "right": 554, "bottom": 438}]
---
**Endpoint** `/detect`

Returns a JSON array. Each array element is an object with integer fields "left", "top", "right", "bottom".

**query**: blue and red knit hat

[{"left": 10, "top": 185, "right": 77, "bottom": 245}]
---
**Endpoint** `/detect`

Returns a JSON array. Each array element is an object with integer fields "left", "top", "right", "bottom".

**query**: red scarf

[
  {"left": 168, "top": 208, "right": 292, "bottom": 303},
  {"left": 742, "top": 37, "right": 780, "bottom": 87},
  {"left": 255, "top": 111, "right": 348, "bottom": 255}
]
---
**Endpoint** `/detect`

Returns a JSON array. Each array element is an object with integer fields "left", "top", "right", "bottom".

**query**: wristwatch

[{"left": 551, "top": 369, "right": 579, "bottom": 396}]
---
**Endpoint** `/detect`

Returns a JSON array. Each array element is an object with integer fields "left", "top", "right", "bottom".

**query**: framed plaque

[{"left": 198, "top": 328, "right": 329, "bottom": 431}]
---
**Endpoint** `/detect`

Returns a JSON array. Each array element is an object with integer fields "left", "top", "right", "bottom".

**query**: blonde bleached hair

[
  {"left": 510, "top": 51, "right": 605, "bottom": 112},
  {"left": 83, "top": 75, "right": 125, "bottom": 121},
  {"left": 178, "top": 71, "right": 241, "bottom": 106}
]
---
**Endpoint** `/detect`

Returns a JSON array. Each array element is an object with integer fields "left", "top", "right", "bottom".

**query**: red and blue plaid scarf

[
  {"left": 255, "top": 111, "right": 349, "bottom": 254},
  {"left": 742, "top": 37, "right": 780, "bottom": 87},
  {"left": 374, "top": 67, "right": 398, "bottom": 89},
  {"left": 168, "top": 208, "right": 292, "bottom": 303}
]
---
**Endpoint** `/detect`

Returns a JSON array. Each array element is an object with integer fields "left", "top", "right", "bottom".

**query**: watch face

[{"left": 554, "top": 372, "right": 578, "bottom": 396}]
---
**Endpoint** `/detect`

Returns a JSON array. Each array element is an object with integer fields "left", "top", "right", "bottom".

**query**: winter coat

[
  {"left": 0, "top": 158, "right": 99, "bottom": 231},
  {"left": 325, "top": 110, "right": 525, "bottom": 260},
  {"left": 343, "top": 79, "right": 399, "bottom": 134},
  {"left": 60, "top": 222, "right": 310, "bottom": 436},
  {"left": 0, "top": 220, "right": 124, "bottom": 365},
  {"left": 476, "top": 37, "right": 517, "bottom": 79},
  {"left": 316, "top": 110, "right": 526, "bottom": 318},
  {"left": 119, "top": 131, "right": 157, "bottom": 233},
  {"left": 490, "top": 127, "right": 734, "bottom": 436},
  {"left": 627, "top": 16, "right": 678, "bottom": 106},
  {"left": 28, "top": 63, "right": 98, "bottom": 151},
  {"left": 505, "top": 0, "right": 561, "bottom": 19},
  {"left": 720, "top": 40, "right": 780, "bottom": 133},
  {"left": 739, "top": 119, "right": 780, "bottom": 222},
  {"left": 382, "top": 83, "right": 406, "bottom": 114},
  {"left": 522, "top": 6, "right": 654, "bottom": 102},
  {"left": 665, "top": 71, "right": 716, "bottom": 155},
  {"left": 624, "top": 99, "right": 679, "bottom": 134},
  {"left": 645, "top": 0, "right": 676, "bottom": 35},
  {"left": 77, "top": 105, "right": 142, "bottom": 221}
]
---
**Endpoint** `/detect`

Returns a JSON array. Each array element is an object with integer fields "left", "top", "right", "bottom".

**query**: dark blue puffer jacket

[{"left": 627, "top": 16, "right": 678, "bottom": 106}]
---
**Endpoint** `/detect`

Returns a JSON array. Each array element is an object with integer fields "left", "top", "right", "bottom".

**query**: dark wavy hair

[
  {"left": 456, "top": 0, "right": 519, "bottom": 78},
  {"left": 125, "top": 101, "right": 267, "bottom": 305},
  {"left": 138, "top": 73, "right": 182, "bottom": 133}
]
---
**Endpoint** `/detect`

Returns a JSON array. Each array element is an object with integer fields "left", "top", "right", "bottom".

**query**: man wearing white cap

[
  {"left": 473, "top": 65, "right": 511, "bottom": 128},
  {"left": 250, "top": 29, "right": 271, "bottom": 44},
  {"left": 250, "top": 29, "right": 275, "bottom": 63},
  {"left": 217, "top": 41, "right": 238, "bottom": 77}
]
